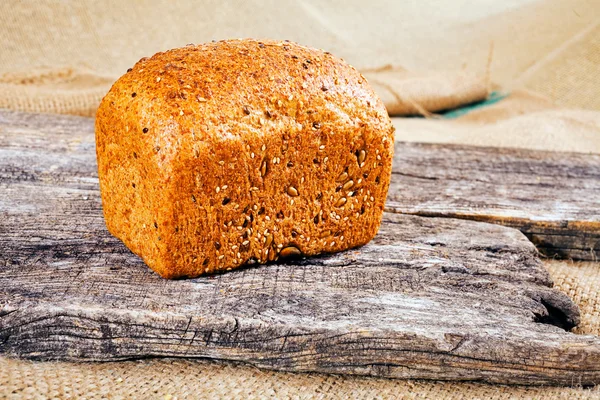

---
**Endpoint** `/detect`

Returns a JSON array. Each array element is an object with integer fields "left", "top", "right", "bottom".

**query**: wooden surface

[
  {"left": 388, "top": 142, "right": 600, "bottom": 261},
  {"left": 1, "top": 109, "right": 600, "bottom": 386}
]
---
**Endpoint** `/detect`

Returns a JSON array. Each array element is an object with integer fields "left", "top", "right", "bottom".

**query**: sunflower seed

[
  {"left": 279, "top": 246, "right": 301, "bottom": 258},
  {"left": 260, "top": 160, "right": 268, "bottom": 177},
  {"left": 265, "top": 233, "right": 274, "bottom": 248},
  {"left": 336, "top": 171, "right": 348, "bottom": 182},
  {"left": 335, "top": 197, "right": 347, "bottom": 207},
  {"left": 342, "top": 180, "right": 354, "bottom": 190},
  {"left": 357, "top": 149, "right": 366, "bottom": 165}
]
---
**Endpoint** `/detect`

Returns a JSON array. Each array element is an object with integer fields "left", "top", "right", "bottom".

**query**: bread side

[{"left": 96, "top": 39, "right": 394, "bottom": 278}]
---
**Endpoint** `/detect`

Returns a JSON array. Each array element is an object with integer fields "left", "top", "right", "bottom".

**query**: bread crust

[{"left": 96, "top": 39, "right": 394, "bottom": 278}]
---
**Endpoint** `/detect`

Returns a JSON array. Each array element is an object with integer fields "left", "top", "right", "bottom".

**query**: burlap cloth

[{"left": 2, "top": 1, "right": 600, "bottom": 398}]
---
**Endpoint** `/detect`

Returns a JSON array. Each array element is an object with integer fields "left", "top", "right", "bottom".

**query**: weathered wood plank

[
  {"left": 1, "top": 109, "right": 599, "bottom": 386},
  {"left": 387, "top": 142, "right": 600, "bottom": 261}
]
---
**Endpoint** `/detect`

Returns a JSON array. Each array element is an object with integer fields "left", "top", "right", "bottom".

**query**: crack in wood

[{"left": 387, "top": 141, "right": 600, "bottom": 261}]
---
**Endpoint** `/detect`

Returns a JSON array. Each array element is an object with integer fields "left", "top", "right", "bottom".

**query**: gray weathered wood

[
  {"left": 1, "top": 109, "right": 599, "bottom": 386},
  {"left": 387, "top": 142, "right": 600, "bottom": 261}
]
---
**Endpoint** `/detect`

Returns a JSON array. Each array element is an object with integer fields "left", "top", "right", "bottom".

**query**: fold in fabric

[
  {"left": 392, "top": 89, "right": 600, "bottom": 154},
  {"left": 363, "top": 65, "right": 489, "bottom": 116},
  {"left": 0, "top": 65, "right": 489, "bottom": 118}
]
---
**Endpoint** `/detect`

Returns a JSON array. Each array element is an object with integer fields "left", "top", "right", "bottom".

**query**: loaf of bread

[{"left": 96, "top": 39, "right": 394, "bottom": 278}]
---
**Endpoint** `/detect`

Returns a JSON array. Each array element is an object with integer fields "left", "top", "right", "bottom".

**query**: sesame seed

[
  {"left": 377, "top": 154, "right": 382, "bottom": 160},
  {"left": 324, "top": 157, "right": 329, "bottom": 163},
  {"left": 330, "top": 241, "right": 335, "bottom": 247},
  {"left": 261, "top": 144, "right": 266, "bottom": 151},
  {"left": 288, "top": 95, "right": 294, "bottom": 101},
  {"left": 277, "top": 244, "right": 283, "bottom": 249},
  {"left": 265, "top": 216, "right": 271, "bottom": 221},
  {"left": 216, "top": 186, "right": 220, "bottom": 193},
  {"left": 218, "top": 255, "right": 225, "bottom": 260},
  {"left": 156, "top": 77, "right": 161, "bottom": 82},
  {"left": 251, "top": 152, "right": 255, "bottom": 158},
  {"left": 243, "top": 105, "right": 251, "bottom": 115},
  {"left": 319, "top": 145, "right": 325, "bottom": 150},
  {"left": 250, "top": 186, "right": 259, "bottom": 191},
  {"left": 142, "top": 127, "right": 148, "bottom": 133},
  {"left": 287, "top": 186, "right": 299, "bottom": 197},
  {"left": 222, "top": 185, "right": 228, "bottom": 190},
  {"left": 357, "top": 178, "right": 362, "bottom": 184},
  {"left": 302, "top": 82, "right": 307, "bottom": 89},
  {"left": 131, "top": 92, "right": 137, "bottom": 97}
]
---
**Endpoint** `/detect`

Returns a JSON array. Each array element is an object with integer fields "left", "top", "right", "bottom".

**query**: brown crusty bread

[{"left": 95, "top": 39, "right": 394, "bottom": 279}]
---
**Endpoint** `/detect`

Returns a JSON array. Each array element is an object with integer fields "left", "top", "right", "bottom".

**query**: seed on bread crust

[
  {"left": 336, "top": 171, "right": 348, "bottom": 182},
  {"left": 279, "top": 246, "right": 302, "bottom": 258}
]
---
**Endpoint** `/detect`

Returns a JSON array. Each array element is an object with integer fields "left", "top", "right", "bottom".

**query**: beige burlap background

[{"left": 2, "top": 0, "right": 600, "bottom": 398}]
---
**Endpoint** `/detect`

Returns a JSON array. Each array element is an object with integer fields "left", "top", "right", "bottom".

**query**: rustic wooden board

[
  {"left": 1, "top": 109, "right": 600, "bottom": 386},
  {"left": 388, "top": 142, "right": 600, "bottom": 261}
]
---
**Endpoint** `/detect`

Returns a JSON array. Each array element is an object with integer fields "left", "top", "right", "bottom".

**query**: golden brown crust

[{"left": 96, "top": 39, "right": 394, "bottom": 278}]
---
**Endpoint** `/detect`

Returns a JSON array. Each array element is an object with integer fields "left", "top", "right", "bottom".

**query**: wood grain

[
  {"left": 388, "top": 141, "right": 600, "bottom": 261},
  {"left": 1, "top": 110, "right": 599, "bottom": 386}
]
